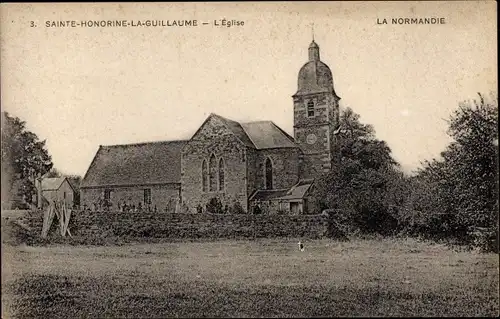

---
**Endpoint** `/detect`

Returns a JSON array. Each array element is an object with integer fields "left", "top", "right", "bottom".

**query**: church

[{"left": 80, "top": 40, "right": 341, "bottom": 214}]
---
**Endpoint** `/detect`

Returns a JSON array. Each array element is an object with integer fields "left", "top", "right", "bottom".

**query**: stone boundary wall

[{"left": 6, "top": 210, "right": 330, "bottom": 245}]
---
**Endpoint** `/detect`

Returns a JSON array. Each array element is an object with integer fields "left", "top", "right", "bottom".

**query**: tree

[
  {"left": 313, "top": 107, "right": 401, "bottom": 235},
  {"left": 446, "top": 93, "right": 498, "bottom": 227},
  {"left": 45, "top": 167, "right": 62, "bottom": 178},
  {"left": 333, "top": 107, "right": 398, "bottom": 170},
  {"left": 1, "top": 112, "right": 53, "bottom": 207},
  {"left": 414, "top": 93, "right": 498, "bottom": 245}
]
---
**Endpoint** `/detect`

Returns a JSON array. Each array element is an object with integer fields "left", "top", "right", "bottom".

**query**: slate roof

[
  {"left": 249, "top": 179, "right": 314, "bottom": 202},
  {"left": 241, "top": 121, "right": 298, "bottom": 149},
  {"left": 40, "top": 177, "right": 67, "bottom": 191},
  {"left": 213, "top": 114, "right": 255, "bottom": 148},
  {"left": 81, "top": 114, "right": 298, "bottom": 189},
  {"left": 277, "top": 183, "right": 313, "bottom": 200},
  {"left": 81, "top": 140, "right": 187, "bottom": 188},
  {"left": 213, "top": 114, "right": 298, "bottom": 150},
  {"left": 294, "top": 41, "right": 340, "bottom": 99}
]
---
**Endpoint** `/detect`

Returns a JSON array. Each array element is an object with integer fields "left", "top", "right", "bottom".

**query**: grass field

[{"left": 2, "top": 238, "right": 499, "bottom": 318}]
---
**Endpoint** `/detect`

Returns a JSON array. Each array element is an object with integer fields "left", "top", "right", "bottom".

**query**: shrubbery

[
  {"left": 2, "top": 209, "right": 329, "bottom": 245},
  {"left": 229, "top": 201, "right": 246, "bottom": 214},
  {"left": 206, "top": 197, "right": 224, "bottom": 214},
  {"left": 312, "top": 95, "right": 499, "bottom": 252},
  {"left": 205, "top": 197, "right": 246, "bottom": 214}
]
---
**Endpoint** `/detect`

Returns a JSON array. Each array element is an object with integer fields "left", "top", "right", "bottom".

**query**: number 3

[{"left": 30, "top": 21, "right": 35, "bottom": 27}]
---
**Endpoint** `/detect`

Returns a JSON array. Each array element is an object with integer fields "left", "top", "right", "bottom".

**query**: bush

[
  {"left": 469, "top": 227, "right": 498, "bottom": 253},
  {"left": 276, "top": 209, "right": 288, "bottom": 215},
  {"left": 196, "top": 204, "right": 203, "bottom": 214},
  {"left": 229, "top": 202, "right": 245, "bottom": 214},
  {"left": 252, "top": 205, "right": 262, "bottom": 215},
  {"left": 206, "top": 197, "right": 223, "bottom": 214},
  {"left": 355, "top": 203, "right": 399, "bottom": 236}
]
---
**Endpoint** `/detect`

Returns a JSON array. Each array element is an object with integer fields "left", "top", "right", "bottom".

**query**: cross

[{"left": 311, "top": 22, "right": 315, "bottom": 41}]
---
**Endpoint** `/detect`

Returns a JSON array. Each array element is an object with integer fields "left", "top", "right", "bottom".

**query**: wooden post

[
  {"left": 41, "top": 201, "right": 73, "bottom": 238},
  {"left": 36, "top": 174, "right": 43, "bottom": 210},
  {"left": 54, "top": 202, "right": 64, "bottom": 236},
  {"left": 63, "top": 204, "right": 72, "bottom": 237},
  {"left": 60, "top": 204, "right": 66, "bottom": 237},
  {"left": 41, "top": 202, "right": 55, "bottom": 238},
  {"left": 252, "top": 214, "right": 256, "bottom": 240}
]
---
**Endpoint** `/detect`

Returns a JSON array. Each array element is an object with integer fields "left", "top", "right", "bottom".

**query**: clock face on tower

[{"left": 306, "top": 133, "right": 317, "bottom": 145}]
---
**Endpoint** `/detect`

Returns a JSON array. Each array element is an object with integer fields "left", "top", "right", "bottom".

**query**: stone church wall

[
  {"left": 300, "top": 152, "right": 332, "bottom": 180},
  {"left": 293, "top": 92, "right": 339, "bottom": 179},
  {"left": 80, "top": 184, "right": 180, "bottom": 212},
  {"left": 246, "top": 147, "right": 301, "bottom": 199},
  {"left": 254, "top": 148, "right": 301, "bottom": 190},
  {"left": 293, "top": 94, "right": 331, "bottom": 128},
  {"left": 246, "top": 148, "right": 259, "bottom": 200},
  {"left": 181, "top": 116, "right": 249, "bottom": 213}
]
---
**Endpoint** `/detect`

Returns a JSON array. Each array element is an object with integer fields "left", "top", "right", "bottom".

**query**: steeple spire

[
  {"left": 308, "top": 23, "right": 320, "bottom": 61},
  {"left": 308, "top": 39, "right": 320, "bottom": 61}
]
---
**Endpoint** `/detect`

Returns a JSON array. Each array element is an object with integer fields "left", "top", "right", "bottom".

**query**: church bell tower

[{"left": 293, "top": 40, "right": 341, "bottom": 179}]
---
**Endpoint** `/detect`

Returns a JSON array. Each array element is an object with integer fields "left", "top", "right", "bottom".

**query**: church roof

[
  {"left": 212, "top": 114, "right": 256, "bottom": 148},
  {"left": 241, "top": 121, "right": 298, "bottom": 149},
  {"left": 213, "top": 114, "right": 299, "bottom": 149},
  {"left": 309, "top": 40, "right": 319, "bottom": 49},
  {"left": 81, "top": 140, "right": 187, "bottom": 188},
  {"left": 294, "top": 40, "right": 340, "bottom": 98},
  {"left": 296, "top": 60, "right": 339, "bottom": 97}
]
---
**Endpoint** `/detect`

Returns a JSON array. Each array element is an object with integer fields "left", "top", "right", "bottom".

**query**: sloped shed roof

[
  {"left": 249, "top": 179, "right": 314, "bottom": 202},
  {"left": 278, "top": 184, "right": 312, "bottom": 200},
  {"left": 40, "top": 177, "right": 67, "bottom": 191},
  {"left": 81, "top": 140, "right": 187, "bottom": 188}
]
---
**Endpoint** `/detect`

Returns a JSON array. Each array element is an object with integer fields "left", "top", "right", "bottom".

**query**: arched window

[
  {"left": 307, "top": 100, "right": 315, "bottom": 117},
  {"left": 265, "top": 158, "right": 273, "bottom": 190},
  {"left": 218, "top": 158, "right": 225, "bottom": 191},
  {"left": 209, "top": 154, "right": 217, "bottom": 192},
  {"left": 202, "top": 160, "right": 208, "bottom": 192}
]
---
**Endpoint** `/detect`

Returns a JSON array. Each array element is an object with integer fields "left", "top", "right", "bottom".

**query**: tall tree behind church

[
  {"left": 1, "top": 112, "right": 53, "bottom": 208},
  {"left": 313, "top": 107, "right": 402, "bottom": 235}
]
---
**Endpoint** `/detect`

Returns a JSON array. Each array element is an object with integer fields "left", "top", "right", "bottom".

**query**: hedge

[{"left": 3, "top": 210, "right": 330, "bottom": 245}]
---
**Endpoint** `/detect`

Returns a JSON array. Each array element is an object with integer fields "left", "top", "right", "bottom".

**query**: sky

[{"left": 1, "top": 2, "right": 497, "bottom": 177}]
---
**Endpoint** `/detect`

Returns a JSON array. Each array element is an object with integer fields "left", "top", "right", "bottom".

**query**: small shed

[
  {"left": 37, "top": 177, "right": 75, "bottom": 209},
  {"left": 249, "top": 179, "right": 315, "bottom": 214}
]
